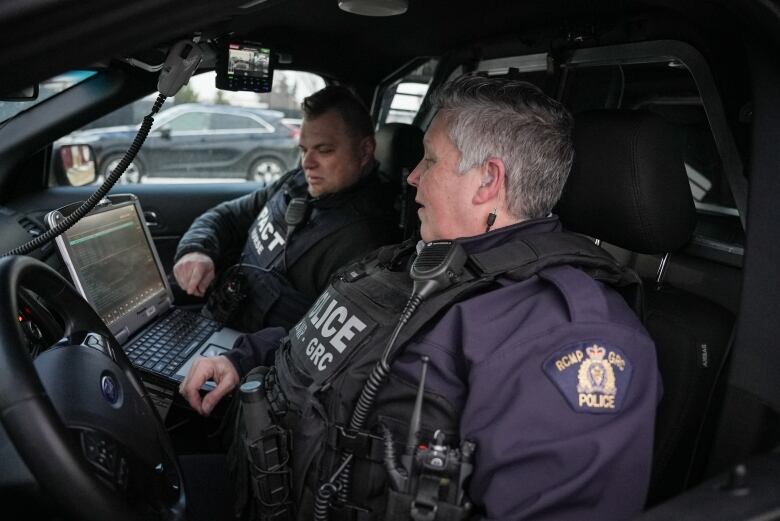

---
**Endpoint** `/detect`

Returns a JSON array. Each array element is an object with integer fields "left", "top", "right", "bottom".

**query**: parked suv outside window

[
  {"left": 52, "top": 70, "right": 324, "bottom": 185},
  {"left": 54, "top": 103, "right": 297, "bottom": 185}
]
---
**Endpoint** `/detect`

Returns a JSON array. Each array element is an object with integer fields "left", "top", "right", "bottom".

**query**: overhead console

[{"left": 215, "top": 40, "right": 275, "bottom": 93}]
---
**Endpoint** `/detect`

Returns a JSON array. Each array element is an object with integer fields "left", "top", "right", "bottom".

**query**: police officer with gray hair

[{"left": 180, "top": 75, "right": 659, "bottom": 521}]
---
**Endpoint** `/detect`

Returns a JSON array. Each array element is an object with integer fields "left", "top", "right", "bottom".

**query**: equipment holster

[
  {"left": 205, "top": 263, "right": 247, "bottom": 326},
  {"left": 227, "top": 367, "right": 295, "bottom": 521},
  {"left": 384, "top": 488, "right": 471, "bottom": 521}
]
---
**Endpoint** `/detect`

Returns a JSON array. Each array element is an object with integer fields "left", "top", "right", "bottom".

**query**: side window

[
  {"left": 210, "top": 113, "right": 267, "bottom": 131},
  {"left": 560, "top": 60, "right": 743, "bottom": 249},
  {"left": 456, "top": 51, "right": 743, "bottom": 256},
  {"left": 163, "top": 112, "right": 209, "bottom": 132},
  {"left": 377, "top": 59, "right": 438, "bottom": 126},
  {"left": 53, "top": 70, "right": 324, "bottom": 185}
]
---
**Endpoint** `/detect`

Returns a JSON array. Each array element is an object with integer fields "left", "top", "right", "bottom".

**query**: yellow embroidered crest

[
  {"left": 544, "top": 341, "right": 632, "bottom": 414},
  {"left": 576, "top": 344, "right": 617, "bottom": 409}
]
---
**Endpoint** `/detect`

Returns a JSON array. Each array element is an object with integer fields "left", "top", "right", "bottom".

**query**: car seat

[
  {"left": 556, "top": 109, "right": 735, "bottom": 505},
  {"left": 374, "top": 122, "right": 424, "bottom": 240}
]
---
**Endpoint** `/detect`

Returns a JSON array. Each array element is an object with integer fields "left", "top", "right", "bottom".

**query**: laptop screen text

[{"left": 64, "top": 204, "right": 167, "bottom": 326}]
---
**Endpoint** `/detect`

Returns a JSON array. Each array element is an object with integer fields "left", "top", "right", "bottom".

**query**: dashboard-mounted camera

[{"left": 215, "top": 40, "right": 275, "bottom": 93}]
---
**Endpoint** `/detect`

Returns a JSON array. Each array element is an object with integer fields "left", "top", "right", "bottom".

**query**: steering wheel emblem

[{"left": 100, "top": 374, "right": 121, "bottom": 405}]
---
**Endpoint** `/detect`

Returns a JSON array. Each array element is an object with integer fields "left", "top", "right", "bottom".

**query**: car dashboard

[{"left": 1, "top": 206, "right": 77, "bottom": 358}]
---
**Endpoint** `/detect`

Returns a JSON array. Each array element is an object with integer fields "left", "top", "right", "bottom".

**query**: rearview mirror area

[
  {"left": 54, "top": 144, "right": 97, "bottom": 186},
  {"left": 0, "top": 84, "right": 39, "bottom": 101}
]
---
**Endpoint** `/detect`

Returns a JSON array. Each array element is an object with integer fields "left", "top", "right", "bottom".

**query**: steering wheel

[{"left": 0, "top": 255, "right": 186, "bottom": 521}]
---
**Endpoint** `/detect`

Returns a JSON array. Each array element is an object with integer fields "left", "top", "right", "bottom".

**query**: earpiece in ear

[{"left": 481, "top": 174, "right": 494, "bottom": 187}]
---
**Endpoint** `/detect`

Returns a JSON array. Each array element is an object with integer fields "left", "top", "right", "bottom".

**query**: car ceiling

[{"left": 2, "top": 0, "right": 778, "bottom": 97}]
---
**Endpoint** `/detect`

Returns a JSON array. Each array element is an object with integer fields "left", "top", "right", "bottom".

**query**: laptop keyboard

[{"left": 125, "top": 309, "right": 219, "bottom": 377}]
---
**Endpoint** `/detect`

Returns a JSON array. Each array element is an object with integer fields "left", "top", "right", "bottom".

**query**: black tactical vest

[
  {"left": 265, "top": 231, "right": 642, "bottom": 520},
  {"left": 226, "top": 172, "right": 390, "bottom": 332}
]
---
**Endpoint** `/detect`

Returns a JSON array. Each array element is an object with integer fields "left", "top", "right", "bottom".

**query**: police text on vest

[{"left": 303, "top": 290, "right": 367, "bottom": 371}]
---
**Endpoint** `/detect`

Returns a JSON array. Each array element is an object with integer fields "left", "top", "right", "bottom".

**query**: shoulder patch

[{"left": 542, "top": 341, "right": 633, "bottom": 414}]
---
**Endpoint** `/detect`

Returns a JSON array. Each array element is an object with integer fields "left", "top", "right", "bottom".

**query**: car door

[
  {"left": 16, "top": 182, "right": 260, "bottom": 276},
  {"left": 144, "top": 110, "right": 214, "bottom": 178},
  {"left": 107, "top": 183, "right": 260, "bottom": 275},
  {"left": 205, "top": 111, "right": 277, "bottom": 179}
]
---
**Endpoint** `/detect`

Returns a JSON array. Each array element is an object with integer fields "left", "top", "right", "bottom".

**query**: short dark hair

[{"left": 302, "top": 85, "right": 374, "bottom": 139}]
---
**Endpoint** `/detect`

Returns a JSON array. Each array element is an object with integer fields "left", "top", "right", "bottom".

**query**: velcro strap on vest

[
  {"left": 327, "top": 424, "right": 385, "bottom": 461},
  {"left": 468, "top": 231, "right": 643, "bottom": 315},
  {"left": 337, "top": 238, "right": 418, "bottom": 285},
  {"left": 469, "top": 232, "right": 615, "bottom": 275}
]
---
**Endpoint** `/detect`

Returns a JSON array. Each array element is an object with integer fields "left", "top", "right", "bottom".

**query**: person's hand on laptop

[
  {"left": 179, "top": 355, "right": 239, "bottom": 415},
  {"left": 173, "top": 252, "right": 216, "bottom": 297}
]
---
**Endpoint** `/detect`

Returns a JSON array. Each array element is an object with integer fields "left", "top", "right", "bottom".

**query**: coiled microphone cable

[
  {"left": 313, "top": 240, "right": 467, "bottom": 520},
  {"left": 2, "top": 94, "right": 167, "bottom": 257}
]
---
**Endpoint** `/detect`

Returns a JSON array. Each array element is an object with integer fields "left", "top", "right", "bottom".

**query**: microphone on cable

[
  {"left": 409, "top": 240, "right": 468, "bottom": 300},
  {"left": 284, "top": 197, "right": 309, "bottom": 239},
  {"left": 281, "top": 197, "right": 310, "bottom": 272}
]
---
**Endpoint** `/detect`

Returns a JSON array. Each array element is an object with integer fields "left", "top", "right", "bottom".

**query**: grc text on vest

[{"left": 304, "top": 290, "right": 367, "bottom": 371}]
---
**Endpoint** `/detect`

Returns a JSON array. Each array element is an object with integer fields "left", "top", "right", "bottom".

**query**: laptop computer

[{"left": 46, "top": 194, "right": 241, "bottom": 395}]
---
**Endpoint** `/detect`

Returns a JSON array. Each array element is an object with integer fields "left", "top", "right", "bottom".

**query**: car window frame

[
  {"left": 157, "top": 107, "right": 276, "bottom": 135},
  {"left": 409, "top": 41, "right": 746, "bottom": 268},
  {"left": 562, "top": 40, "right": 748, "bottom": 230},
  {"left": 159, "top": 110, "right": 211, "bottom": 133},
  {"left": 412, "top": 42, "right": 746, "bottom": 230},
  {"left": 209, "top": 112, "right": 268, "bottom": 131},
  {"left": 371, "top": 56, "right": 437, "bottom": 128}
]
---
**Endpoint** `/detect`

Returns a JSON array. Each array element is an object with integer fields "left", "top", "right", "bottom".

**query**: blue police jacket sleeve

[
  {"left": 223, "top": 326, "right": 287, "bottom": 378},
  {"left": 175, "top": 186, "right": 270, "bottom": 268},
  {"left": 395, "top": 265, "right": 661, "bottom": 521},
  {"left": 462, "top": 326, "right": 657, "bottom": 520}
]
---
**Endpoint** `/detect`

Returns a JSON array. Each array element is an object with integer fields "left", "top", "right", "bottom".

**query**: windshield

[{"left": 0, "top": 70, "right": 96, "bottom": 125}]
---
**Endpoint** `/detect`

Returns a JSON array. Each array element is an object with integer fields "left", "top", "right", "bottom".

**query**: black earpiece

[{"left": 486, "top": 208, "right": 497, "bottom": 232}]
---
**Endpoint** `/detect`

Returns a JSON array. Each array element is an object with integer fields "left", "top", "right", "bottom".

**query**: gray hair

[{"left": 430, "top": 75, "right": 574, "bottom": 220}]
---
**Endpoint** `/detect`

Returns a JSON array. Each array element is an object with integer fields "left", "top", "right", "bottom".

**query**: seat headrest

[
  {"left": 556, "top": 110, "right": 696, "bottom": 254},
  {"left": 375, "top": 123, "right": 424, "bottom": 181}
]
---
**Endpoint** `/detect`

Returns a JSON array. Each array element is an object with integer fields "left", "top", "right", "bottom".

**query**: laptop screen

[{"left": 53, "top": 197, "right": 172, "bottom": 339}]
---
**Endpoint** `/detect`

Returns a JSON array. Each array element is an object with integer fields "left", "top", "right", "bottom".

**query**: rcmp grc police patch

[{"left": 543, "top": 341, "right": 633, "bottom": 414}]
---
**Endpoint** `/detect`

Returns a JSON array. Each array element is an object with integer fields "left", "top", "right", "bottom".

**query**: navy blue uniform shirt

[{"left": 392, "top": 216, "right": 661, "bottom": 520}]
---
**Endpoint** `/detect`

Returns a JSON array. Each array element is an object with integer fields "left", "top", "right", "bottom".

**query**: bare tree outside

[
  {"left": 214, "top": 90, "right": 231, "bottom": 105},
  {"left": 174, "top": 85, "right": 199, "bottom": 105}
]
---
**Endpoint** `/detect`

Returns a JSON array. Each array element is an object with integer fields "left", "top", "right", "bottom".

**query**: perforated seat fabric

[{"left": 644, "top": 287, "right": 733, "bottom": 503}]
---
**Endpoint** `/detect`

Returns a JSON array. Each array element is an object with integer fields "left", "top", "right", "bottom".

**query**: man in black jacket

[{"left": 173, "top": 85, "right": 398, "bottom": 333}]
